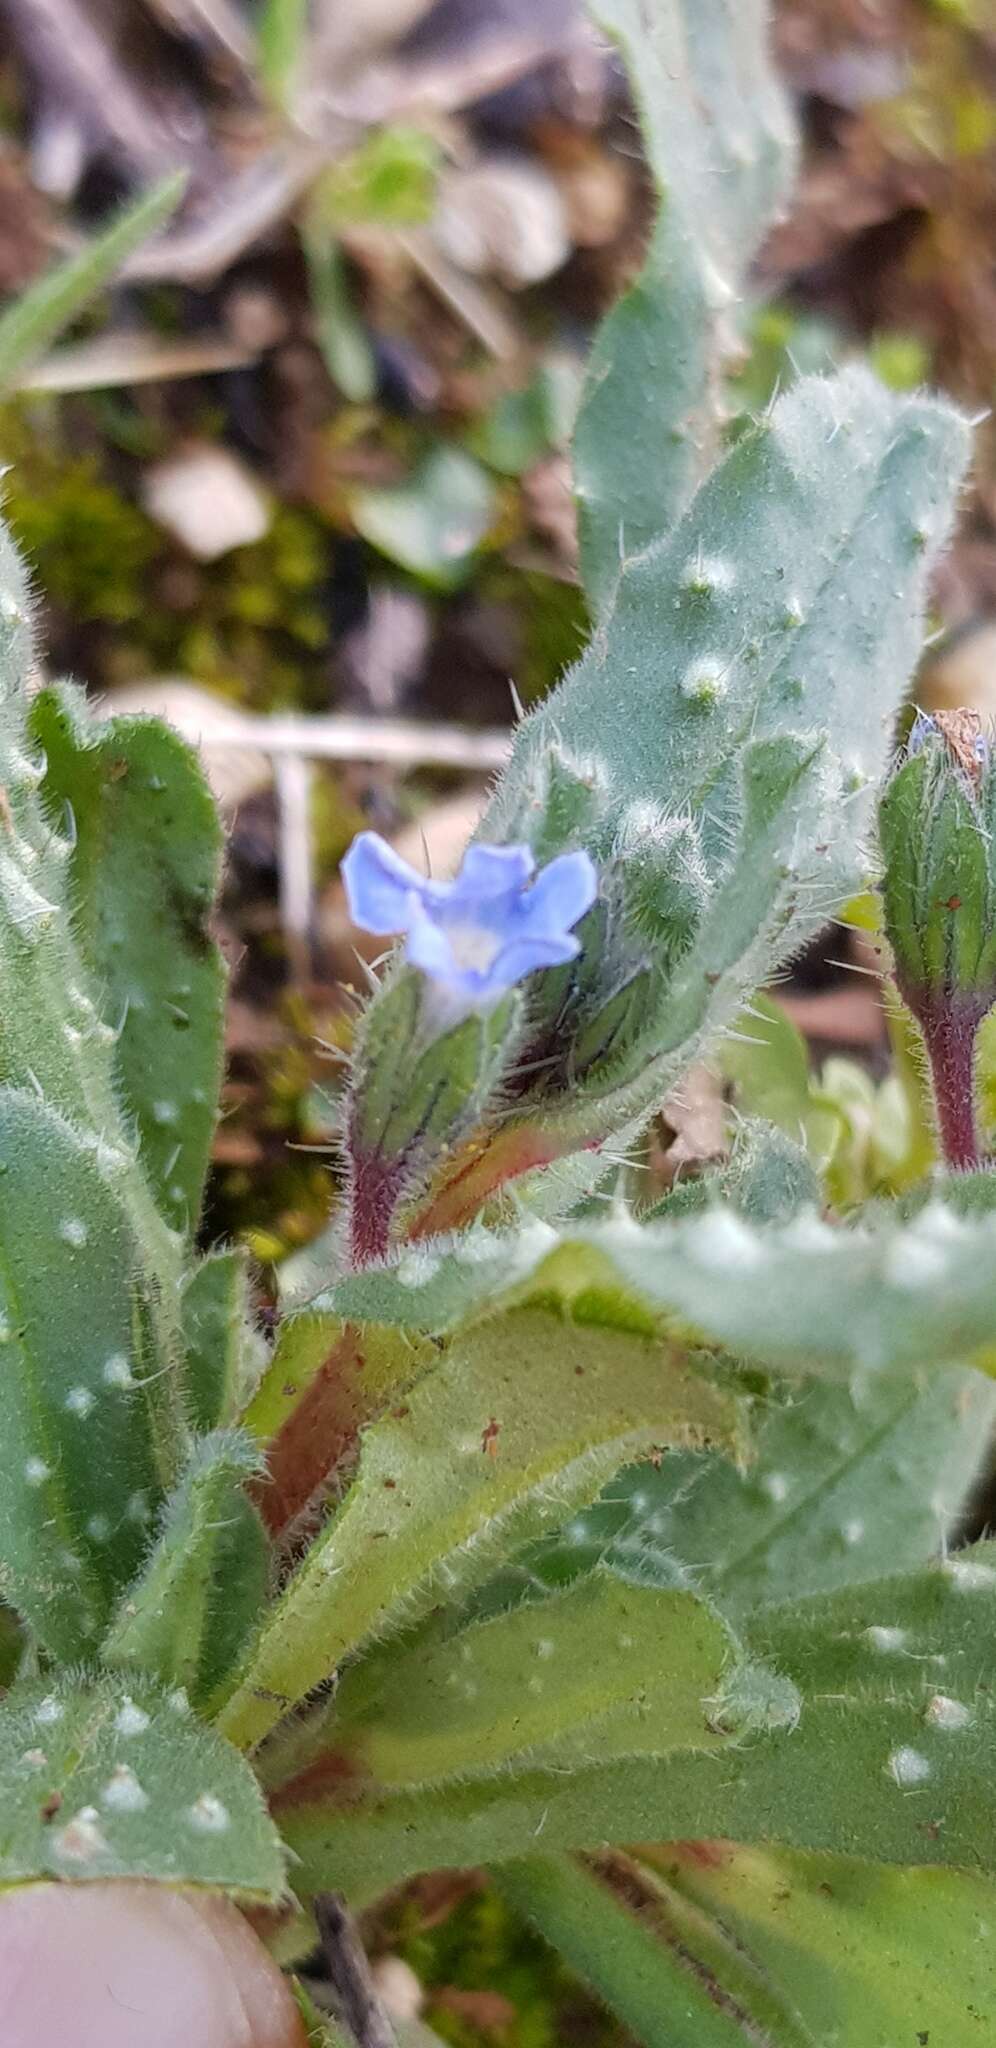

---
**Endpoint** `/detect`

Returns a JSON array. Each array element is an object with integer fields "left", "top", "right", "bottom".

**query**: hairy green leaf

[
  {"left": 504, "top": 1844, "right": 996, "bottom": 2046},
  {"left": 637, "top": 1841, "right": 996, "bottom": 2044},
  {"left": 574, "top": 0, "right": 795, "bottom": 611},
  {"left": 104, "top": 1431, "right": 269, "bottom": 1710},
  {"left": 183, "top": 1249, "right": 261, "bottom": 1434},
  {"left": 216, "top": 1308, "right": 739, "bottom": 1750},
  {"left": 314, "top": 1203, "right": 996, "bottom": 1381},
  {"left": 241, "top": 1309, "right": 439, "bottom": 1539},
  {"left": 399, "top": 372, "right": 970, "bottom": 1236},
  {"left": 0, "top": 1090, "right": 187, "bottom": 1659},
  {"left": 281, "top": 1542, "right": 996, "bottom": 1898},
  {"left": 0, "top": 1672, "right": 284, "bottom": 1896},
  {"left": 496, "top": 1853, "right": 813, "bottom": 2048},
  {"left": 0, "top": 534, "right": 187, "bottom": 1409},
  {"left": 486, "top": 1366, "right": 995, "bottom": 1624},
  {"left": 273, "top": 1575, "right": 760, "bottom": 1803},
  {"left": 32, "top": 685, "right": 226, "bottom": 1236}
]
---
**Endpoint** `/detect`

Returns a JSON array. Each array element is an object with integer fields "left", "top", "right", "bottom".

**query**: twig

[
  {"left": 121, "top": 25, "right": 573, "bottom": 286},
  {"left": 315, "top": 29, "right": 572, "bottom": 127},
  {"left": 0, "top": 0, "right": 212, "bottom": 187},
  {"left": 274, "top": 751, "right": 315, "bottom": 982},
  {"left": 314, "top": 1893, "right": 398, "bottom": 2048},
  {"left": 143, "top": 704, "right": 512, "bottom": 774},
  {"left": 121, "top": 142, "right": 326, "bottom": 284},
  {"left": 19, "top": 330, "right": 257, "bottom": 393},
  {"left": 140, "top": 0, "right": 255, "bottom": 69},
  {"left": 394, "top": 229, "right": 518, "bottom": 361}
]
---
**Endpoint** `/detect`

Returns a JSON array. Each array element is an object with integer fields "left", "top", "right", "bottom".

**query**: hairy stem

[
  {"left": 913, "top": 989, "right": 988, "bottom": 1171},
  {"left": 347, "top": 1150, "right": 404, "bottom": 1269}
]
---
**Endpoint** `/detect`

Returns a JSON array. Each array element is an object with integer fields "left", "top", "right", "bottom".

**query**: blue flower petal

[
  {"left": 341, "top": 832, "right": 424, "bottom": 934},
  {"left": 458, "top": 843, "right": 536, "bottom": 898},
  {"left": 484, "top": 928, "right": 583, "bottom": 983},
  {"left": 907, "top": 711, "right": 939, "bottom": 757},
  {"left": 403, "top": 898, "right": 464, "bottom": 984},
  {"left": 514, "top": 849, "right": 598, "bottom": 935}
]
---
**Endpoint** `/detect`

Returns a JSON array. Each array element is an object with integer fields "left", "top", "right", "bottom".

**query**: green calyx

[
  {"left": 880, "top": 720, "right": 996, "bottom": 1011},
  {"left": 347, "top": 972, "right": 522, "bottom": 1263},
  {"left": 879, "top": 714, "right": 996, "bottom": 1168}
]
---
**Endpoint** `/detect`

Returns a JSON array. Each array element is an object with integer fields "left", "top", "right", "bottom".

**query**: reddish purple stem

[
  {"left": 348, "top": 1148, "right": 404, "bottom": 1268},
  {"left": 913, "top": 989, "right": 989, "bottom": 1171}
]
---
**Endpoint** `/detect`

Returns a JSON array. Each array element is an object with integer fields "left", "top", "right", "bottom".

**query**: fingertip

[{"left": 0, "top": 1881, "right": 308, "bottom": 2048}]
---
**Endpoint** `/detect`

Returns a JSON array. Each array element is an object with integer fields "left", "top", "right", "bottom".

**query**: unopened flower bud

[{"left": 879, "top": 709, "right": 996, "bottom": 1167}]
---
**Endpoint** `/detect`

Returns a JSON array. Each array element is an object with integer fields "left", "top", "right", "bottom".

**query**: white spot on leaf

[
  {"left": 944, "top": 1559, "right": 996, "bottom": 1592},
  {"left": 188, "top": 1793, "right": 230, "bottom": 1833},
  {"left": 102, "top": 1764, "right": 149, "bottom": 1813},
  {"left": 102, "top": 1354, "right": 134, "bottom": 1390},
  {"left": 692, "top": 1209, "right": 761, "bottom": 1271},
  {"left": 924, "top": 1693, "right": 971, "bottom": 1732},
  {"left": 396, "top": 1249, "right": 441, "bottom": 1288},
  {"left": 884, "top": 1236, "right": 949, "bottom": 1289},
  {"left": 680, "top": 555, "right": 736, "bottom": 597},
  {"left": 761, "top": 1471, "right": 789, "bottom": 1504},
  {"left": 864, "top": 1626, "right": 908, "bottom": 1654},
  {"left": 680, "top": 657, "right": 728, "bottom": 708},
  {"left": 55, "top": 1807, "right": 108, "bottom": 1863},
  {"left": 888, "top": 1745, "right": 931, "bottom": 1787},
  {"left": 114, "top": 1698, "right": 151, "bottom": 1738}
]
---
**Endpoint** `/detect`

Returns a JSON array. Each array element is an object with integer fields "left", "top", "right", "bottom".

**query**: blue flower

[{"left": 342, "top": 832, "right": 597, "bottom": 1008}]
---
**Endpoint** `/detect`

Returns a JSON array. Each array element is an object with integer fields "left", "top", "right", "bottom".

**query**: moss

[
  {"left": 478, "top": 564, "right": 589, "bottom": 708},
  {"left": 0, "top": 423, "right": 158, "bottom": 623},
  {"left": 388, "top": 1883, "right": 626, "bottom": 2048},
  {"left": 162, "top": 506, "right": 333, "bottom": 709},
  {"left": 0, "top": 400, "right": 337, "bottom": 708}
]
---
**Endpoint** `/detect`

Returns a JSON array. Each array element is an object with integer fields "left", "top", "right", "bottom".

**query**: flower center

[{"left": 443, "top": 918, "right": 505, "bottom": 974}]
